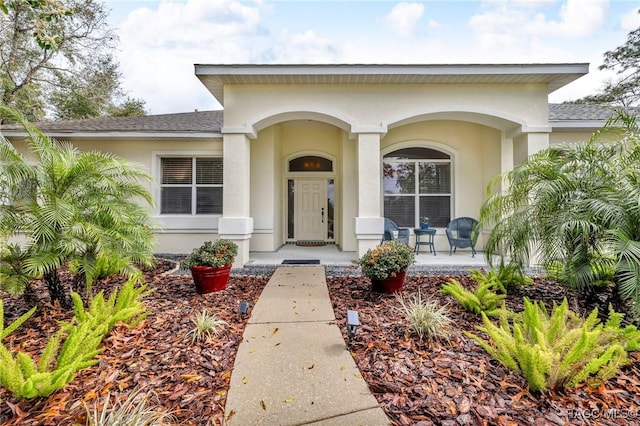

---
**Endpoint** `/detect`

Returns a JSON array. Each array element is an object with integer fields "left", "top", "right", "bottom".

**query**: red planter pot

[
  {"left": 191, "top": 264, "right": 232, "bottom": 294},
  {"left": 371, "top": 271, "right": 406, "bottom": 294}
]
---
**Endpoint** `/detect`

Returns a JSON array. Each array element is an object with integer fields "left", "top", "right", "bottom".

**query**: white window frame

[
  {"left": 381, "top": 142, "right": 455, "bottom": 229},
  {"left": 152, "top": 151, "right": 222, "bottom": 230}
]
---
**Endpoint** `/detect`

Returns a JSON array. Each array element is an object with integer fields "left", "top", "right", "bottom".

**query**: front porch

[{"left": 242, "top": 243, "right": 488, "bottom": 276}]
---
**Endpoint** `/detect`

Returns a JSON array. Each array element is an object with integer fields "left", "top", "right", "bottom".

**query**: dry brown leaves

[
  {"left": 0, "top": 262, "right": 268, "bottom": 426},
  {"left": 2, "top": 267, "right": 640, "bottom": 425},
  {"left": 327, "top": 275, "right": 640, "bottom": 426}
]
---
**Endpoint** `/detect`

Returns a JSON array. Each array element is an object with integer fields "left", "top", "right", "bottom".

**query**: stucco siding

[{"left": 224, "top": 83, "right": 550, "bottom": 132}]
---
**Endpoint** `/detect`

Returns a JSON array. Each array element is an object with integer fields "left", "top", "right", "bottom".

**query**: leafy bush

[
  {"left": 183, "top": 240, "right": 238, "bottom": 269},
  {"left": 0, "top": 106, "right": 156, "bottom": 308},
  {"left": 0, "top": 243, "right": 30, "bottom": 294},
  {"left": 479, "top": 112, "right": 640, "bottom": 320},
  {"left": 358, "top": 240, "right": 415, "bottom": 280},
  {"left": 0, "top": 278, "right": 148, "bottom": 398},
  {"left": 440, "top": 278, "right": 505, "bottom": 317},
  {"left": 467, "top": 297, "right": 640, "bottom": 391},
  {"left": 394, "top": 290, "right": 452, "bottom": 341},
  {"left": 470, "top": 264, "right": 533, "bottom": 295}
]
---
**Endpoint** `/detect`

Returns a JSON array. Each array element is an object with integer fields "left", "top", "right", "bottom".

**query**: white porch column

[
  {"left": 500, "top": 133, "right": 514, "bottom": 175},
  {"left": 513, "top": 131, "right": 550, "bottom": 165},
  {"left": 354, "top": 131, "right": 385, "bottom": 257},
  {"left": 513, "top": 131, "right": 550, "bottom": 267},
  {"left": 219, "top": 132, "right": 253, "bottom": 266}
]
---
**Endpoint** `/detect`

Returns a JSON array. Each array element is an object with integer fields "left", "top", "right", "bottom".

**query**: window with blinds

[
  {"left": 383, "top": 148, "right": 452, "bottom": 228},
  {"left": 160, "top": 157, "right": 222, "bottom": 215}
]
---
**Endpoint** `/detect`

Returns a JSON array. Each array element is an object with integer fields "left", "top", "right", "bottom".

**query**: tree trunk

[
  {"left": 44, "top": 269, "right": 70, "bottom": 309},
  {"left": 72, "top": 272, "right": 85, "bottom": 294},
  {"left": 22, "top": 281, "right": 39, "bottom": 308}
]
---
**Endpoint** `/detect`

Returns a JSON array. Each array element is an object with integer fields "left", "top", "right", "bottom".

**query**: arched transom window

[
  {"left": 288, "top": 155, "right": 333, "bottom": 172},
  {"left": 383, "top": 147, "right": 451, "bottom": 228}
]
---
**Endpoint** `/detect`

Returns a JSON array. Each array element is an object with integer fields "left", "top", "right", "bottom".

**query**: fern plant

[
  {"left": 470, "top": 263, "right": 533, "bottom": 295},
  {"left": 440, "top": 278, "right": 505, "bottom": 317},
  {"left": 467, "top": 297, "right": 640, "bottom": 391},
  {"left": 0, "top": 277, "right": 148, "bottom": 398}
]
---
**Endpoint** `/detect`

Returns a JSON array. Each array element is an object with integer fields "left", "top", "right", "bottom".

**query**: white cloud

[
  {"left": 620, "top": 7, "right": 640, "bottom": 32},
  {"left": 115, "top": 0, "right": 268, "bottom": 113},
  {"left": 527, "top": 0, "right": 608, "bottom": 38},
  {"left": 428, "top": 19, "right": 440, "bottom": 29},
  {"left": 383, "top": 2, "right": 425, "bottom": 37},
  {"left": 264, "top": 30, "right": 339, "bottom": 63},
  {"left": 470, "top": 0, "right": 608, "bottom": 48}
]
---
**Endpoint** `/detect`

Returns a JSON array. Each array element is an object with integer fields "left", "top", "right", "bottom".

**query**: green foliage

[
  {"left": 467, "top": 298, "right": 640, "bottom": 391},
  {"left": 0, "top": 301, "right": 36, "bottom": 339},
  {"left": 0, "top": 106, "right": 156, "bottom": 306},
  {"left": 0, "top": 243, "right": 30, "bottom": 294},
  {"left": 358, "top": 240, "right": 415, "bottom": 280},
  {"left": 0, "top": 0, "right": 72, "bottom": 51},
  {"left": 183, "top": 240, "right": 239, "bottom": 269},
  {"left": 470, "top": 264, "right": 533, "bottom": 295},
  {"left": 574, "top": 22, "right": 640, "bottom": 107},
  {"left": 85, "top": 387, "right": 176, "bottom": 426},
  {"left": 479, "top": 112, "right": 640, "bottom": 320},
  {"left": 0, "top": 277, "right": 148, "bottom": 398},
  {"left": 0, "top": 0, "right": 140, "bottom": 121},
  {"left": 440, "top": 278, "right": 506, "bottom": 317},
  {"left": 185, "top": 309, "right": 228, "bottom": 343},
  {"left": 394, "top": 290, "right": 452, "bottom": 341}
]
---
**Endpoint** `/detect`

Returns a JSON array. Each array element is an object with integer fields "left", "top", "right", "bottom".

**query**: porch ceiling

[{"left": 195, "top": 63, "right": 589, "bottom": 106}]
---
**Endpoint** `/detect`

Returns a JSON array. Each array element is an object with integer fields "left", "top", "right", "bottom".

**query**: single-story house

[{"left": 1, "top": 63, "right": 620, "bottom": 266}]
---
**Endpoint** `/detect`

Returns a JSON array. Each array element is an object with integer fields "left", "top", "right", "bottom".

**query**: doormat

[
  {"left": 282, "top": 259, "right": 321, "bottom": 265},
  {"left": 295, "top": 241, "right": 327, "bottom": 247}
]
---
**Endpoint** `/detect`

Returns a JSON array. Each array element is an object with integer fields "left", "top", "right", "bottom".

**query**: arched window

[
  {"left": 288, "top": 156, "right": 333, "bottom": 172},
  {"left": 383, "top": 147, "right": 451, "bottom": 228}
]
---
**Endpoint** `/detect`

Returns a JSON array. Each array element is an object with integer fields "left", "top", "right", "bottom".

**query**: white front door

[{"left": 296, "top": 179, "right": 326, "bottom": 241}]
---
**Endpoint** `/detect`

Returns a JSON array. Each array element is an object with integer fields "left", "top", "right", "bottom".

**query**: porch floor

[{"left": 246, "top": 243, "right": 488, "bottom": 273}]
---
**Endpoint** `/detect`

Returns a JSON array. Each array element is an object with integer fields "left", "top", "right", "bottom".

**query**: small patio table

[{"left": 414, "top": 228, "right": 436, "bottom": 255}]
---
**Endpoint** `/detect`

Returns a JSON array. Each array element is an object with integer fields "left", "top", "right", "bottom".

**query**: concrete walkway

[{"left": 224, "top": 266, "right": 390, "bottom": 425}]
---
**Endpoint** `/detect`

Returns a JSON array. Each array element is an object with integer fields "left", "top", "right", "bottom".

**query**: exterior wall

[
  {"left": 223, "top": 83, "right": 550, "bottom": 132},
  {"left": 7, "top": 136, "right": 223, "bottom": 254},
  {"left": 550, "top": 130, "right": 597, "bottom": 145}
]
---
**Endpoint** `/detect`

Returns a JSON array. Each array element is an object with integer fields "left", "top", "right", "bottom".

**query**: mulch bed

[
  {"left": 1, "top": 264, "right": 640, "bottom": 425},
  {"left": 328, "top": 275, "right": 640, "bottom": 426}
]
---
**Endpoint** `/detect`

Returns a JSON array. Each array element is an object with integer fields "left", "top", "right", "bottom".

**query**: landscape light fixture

[
  {"left": 238, "top": 301, "right": 250, "bottom": 316},
  {"left": 347, "top": 310, "right": 360, "bottom": 343}
]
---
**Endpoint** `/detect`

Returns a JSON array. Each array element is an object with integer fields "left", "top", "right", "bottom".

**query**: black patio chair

[{"left": 445, "top": 217, "right": 479, "bottom": 257}]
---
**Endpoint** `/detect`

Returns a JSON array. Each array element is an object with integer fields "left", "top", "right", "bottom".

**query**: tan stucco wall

[
  {"left": 7, "top": 136, "right": 223, "bottom": 254},
  {"left": 550, "top": 131, "right": 597, "bottom": 145},
  {"left": 223, "top": 83, "right": 550, "bottom": 133}
]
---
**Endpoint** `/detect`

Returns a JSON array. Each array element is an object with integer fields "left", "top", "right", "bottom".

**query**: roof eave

[
  {"left": 195, "top": 63, "right": 589, "bottom": 106},
  {"left": 549, "top": 120, "right": 608, "bottom": 132},
  {"left": 1, "top": 130, "right": 222, "bottom": 140}
]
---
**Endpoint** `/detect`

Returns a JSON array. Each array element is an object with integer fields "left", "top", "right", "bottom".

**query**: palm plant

[
  {"left": 480, "top": 110, "right": 640, "bottom": 318},
  {"left": 0, "top": 105, "right": 156, "bottom": 307}
]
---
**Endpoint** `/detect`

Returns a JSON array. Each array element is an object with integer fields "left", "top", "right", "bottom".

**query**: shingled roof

[
  {"left": 0, "top": 104, "right": 632, "bottom": 136},
  {"left": 1, "top": 110, "right": 223, "bottom": 135}
]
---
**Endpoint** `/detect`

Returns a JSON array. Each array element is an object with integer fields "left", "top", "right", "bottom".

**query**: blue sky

[{"left": 103, "top": 0, "right": 640, "bottom": 115}]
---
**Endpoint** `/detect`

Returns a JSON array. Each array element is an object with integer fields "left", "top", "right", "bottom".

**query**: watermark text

[{"left": 567, "top": 408, "right": 639, "bottom": 420}]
